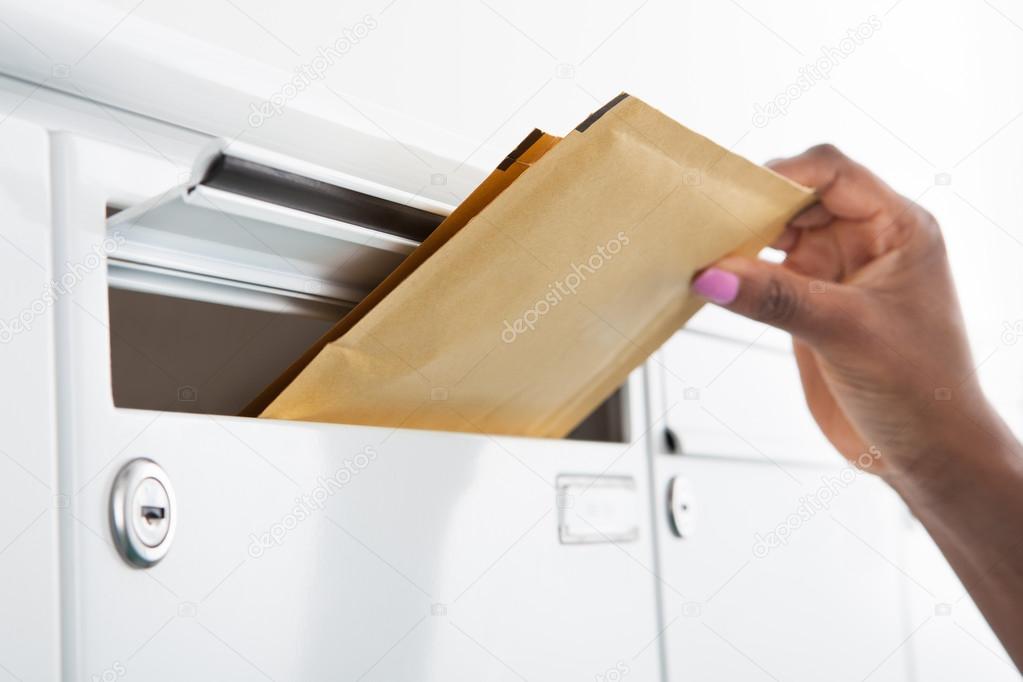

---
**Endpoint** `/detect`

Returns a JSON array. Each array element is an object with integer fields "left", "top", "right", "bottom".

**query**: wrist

[{"left": 883, "top": 399, "right": 1020, "bottom": 508}]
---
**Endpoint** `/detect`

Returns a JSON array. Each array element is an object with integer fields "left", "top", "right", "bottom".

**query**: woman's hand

[
  {"left": 691, "top": 144, "right": 996, "bottom": 481},
  {"left": 692, "top": 143, "right": 1023, "bottom": 672}
]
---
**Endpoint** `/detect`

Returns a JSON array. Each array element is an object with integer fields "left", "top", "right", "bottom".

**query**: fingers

[
  {"left": 768, "top": 144, "right": 899, "bottom": 222},
  {"left": 789, "top": 203, "right": 833, "bottom": 229},
  {"left": 768, "top": 144, "right": 923, "bottom": 281},
  {"left": 780, "top": 224, "right": 846, "bottom": 281},
  {"left": 691, "top": 255, "right": 860, "bottom": 345},
  {"left": 771, "top": 226, "right": 800, "bottom": 252}
]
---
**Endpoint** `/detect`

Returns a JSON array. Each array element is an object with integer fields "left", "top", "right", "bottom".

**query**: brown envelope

[{"left": 243, "top": 94, "right": 814, "bottom": 438}]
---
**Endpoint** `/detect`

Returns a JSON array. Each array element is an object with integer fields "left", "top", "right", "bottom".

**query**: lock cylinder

[{"left": 109, "top": 458, "right": 177, "bottom": 568}]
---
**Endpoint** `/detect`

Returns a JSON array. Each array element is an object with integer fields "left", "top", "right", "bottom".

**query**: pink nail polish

[{"left": 692, "top": 268, "right": 740, "bottom": 305}]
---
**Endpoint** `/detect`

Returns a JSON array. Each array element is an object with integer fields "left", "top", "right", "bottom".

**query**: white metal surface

[
  {"left": 0, "top": 0, "right": 486, "bottom": 207},
  {"left": 651, "top": 329, "right": 835, "bottom": 466},
  {"left": 651, "top": 456, "right": 912, "bottom": 681},
  {"left": 0, "top": 115, "right": 61, "bottom": 682}
]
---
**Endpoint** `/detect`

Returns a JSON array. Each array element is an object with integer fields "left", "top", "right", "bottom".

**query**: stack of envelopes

[{"left": 242, "top": 94, "right": 814, "bottom": 438}]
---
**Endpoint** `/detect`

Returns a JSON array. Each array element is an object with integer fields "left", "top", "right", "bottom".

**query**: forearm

[{"left": 885, "top": 402, "right": 1023, "bottom": 669}]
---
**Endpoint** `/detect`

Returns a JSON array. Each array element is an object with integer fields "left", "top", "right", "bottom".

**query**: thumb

[{"left": 690, "top": 256, "right": 855, "bottom": 344}]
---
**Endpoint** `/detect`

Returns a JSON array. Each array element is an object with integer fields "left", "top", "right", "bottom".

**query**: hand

[{"left": 691, "top": 144, "right": 995, "bottom": 480}]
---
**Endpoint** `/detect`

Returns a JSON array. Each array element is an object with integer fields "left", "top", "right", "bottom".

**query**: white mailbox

[{"left": 0, "top": 95, "right": 673, "bottom": 680}]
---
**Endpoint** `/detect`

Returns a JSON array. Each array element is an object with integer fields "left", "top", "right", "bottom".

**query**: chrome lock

[
  {"left": 110, "top": 458, "right": 177, "bottom": 568},
  {"left": 668, "top": 476, "right": 696, "bottom": 538}
]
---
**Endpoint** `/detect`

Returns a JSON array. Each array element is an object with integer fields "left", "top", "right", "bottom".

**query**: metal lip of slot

[
  {"left": 199, "top": 153, "right": 446, "bottom": 244},
  {"left": 105, "top": 144, "right": 455, "bottom": 313},
  {"left": 107, "top": 259, "right": 353, "bottom": 321}
]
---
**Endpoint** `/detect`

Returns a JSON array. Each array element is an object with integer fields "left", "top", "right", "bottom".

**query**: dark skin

[{"left": 693, "top": 144, "right": 1023, "bottom": 671}]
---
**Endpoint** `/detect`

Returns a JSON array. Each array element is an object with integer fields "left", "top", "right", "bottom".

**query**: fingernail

[{"left": 692, "top": 268, "right": 740, "bottom": 305}]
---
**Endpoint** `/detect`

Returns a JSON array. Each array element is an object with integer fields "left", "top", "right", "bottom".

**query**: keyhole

[{"left": 141, "top": 505, "right": 165, "bottom": 525}]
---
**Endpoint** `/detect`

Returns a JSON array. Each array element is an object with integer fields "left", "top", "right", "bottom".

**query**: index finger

[{"left": 767, "top": 144, "right": 902, "bottom": 223}]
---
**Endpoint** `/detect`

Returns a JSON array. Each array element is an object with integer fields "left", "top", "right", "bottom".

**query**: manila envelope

[{"left": 243, "top": 94, "right": 815, "bottom": 438}]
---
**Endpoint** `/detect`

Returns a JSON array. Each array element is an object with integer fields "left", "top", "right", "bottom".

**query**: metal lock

[
  {"left": 668, "top": 476, "right": 696, "bottom": 538},
  {"left": 110, "top": 458, "right": 177, "bottom": 568}
]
